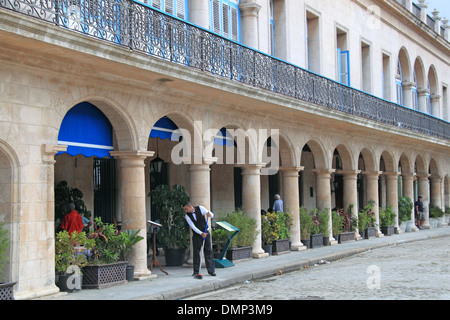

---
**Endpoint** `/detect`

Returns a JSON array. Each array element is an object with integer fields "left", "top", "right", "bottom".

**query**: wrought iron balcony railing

[{"left": 1, "top": 0, "right": 449, "bottom": 140}]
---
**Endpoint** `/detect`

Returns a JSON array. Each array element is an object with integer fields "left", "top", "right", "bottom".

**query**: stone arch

[
  {"left": 359, "top": 147, "right": 377, "bottom": 172},
  {"left": 413, "top": 56, "right": 426, "bottom": 89},
  {"left": 334, "top": 143, "right": 354, "bottom": 170},
  {"left": 428, "top": 65, "right": 439, "bottom": 96},
  {"left": 0, "top": 139, "right": 20, "bottom": 284},
  {"left": 301, "top": 139, "right": 328, "bottom": 170},
  {"left": 398, "top": 47, "right": 412, "bottom": 82},
  {"left": 56, "top": 96, "right": 140, "bottom": 152},
  {"left": 399, "top": 152, "right": 413, "bottom": 173},
  {"left": 380, "top": 149, "right": 396, "bottom": 172},
  {"left": 415, "top": 154, "right": 427, "bottom": 174}
]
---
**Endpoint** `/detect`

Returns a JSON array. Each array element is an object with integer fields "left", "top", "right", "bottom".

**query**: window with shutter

[
  {"left": 212, "top": 0, "right": 221, "bottom": 34},
  {"left": 222, "top": 3, "right": 230, "bottom": 38},
  {"left": 210, "top": 0, "right": 240, "bottom": 42}
]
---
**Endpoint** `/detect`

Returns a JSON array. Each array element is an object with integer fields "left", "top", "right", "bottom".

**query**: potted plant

[
  {"left": 358, "top": 200, "right": 377, "bottom": 239},
  {"left": 332, "top": 209, "right": 344, "bottom": 240},
  {"left": 150, "top": 184, "right": 190, "bottom": 266},
  {"left": 272, "top": 211, "right": 292, "bottom": 254},
  {"left": 398, "top": 197, "right": 414, "bottom": 232},
  {"left": 0, "top": 222, "right": 15, "bottom": 300},
  {"left": 55, "top": 230, "right": 94, "bottom": 292},
  {"left": 308, "top": 209, "right": 323, "bottom": 248},
  {"left": 317, "top": 208, "right": 330, "bottom": 246},
  {"left": 300, "top": 207, "right": 313, "bottom": 248},
  {"left": 337, "top": 204, "right": 357, "bottom": 243},
  {"left": 261, "top": 212, "right": 279, "bottom": 255},
  {"left": 83, "top": 217, "right": 129, "bottom": 289},
  {"left": 429, "top": 206, "right": 444, "bottom": 228},
  {"left": 120, "top": 229, "right": 144, "bottom": 281},
  {"left": 379, "top": 205, "right": 396, "bottom": 236},
  {"left": 220, "top": 209, "right": 257, "bottom": 261}
]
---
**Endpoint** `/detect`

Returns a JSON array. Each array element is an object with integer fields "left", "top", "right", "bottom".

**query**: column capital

[
  {"left": 279, "top": 166, "right": 304, "bottom": 174},
  {"left": 110, "top": 150, "right": 154, "bottom": 159},
  {"left": 416, "top": 173, "right": 431, "bottom": 180},
  {"left": 181, "top": 156, "right": 218, "bottom": 165},
  {"left": 312, "top": 168, "right": 335, "bottom": 176},
  {"left": 362, "top": 170, "right": 382, "bottom": 177},
  {"left": 42, "top": 144, "right": 67, "bottom": 164},
  {"left": 383, "top": 171, "right": 400, "bottom": 177},
  {"left": 239, "top": 1, "right": 262, "bottom": 17},
  {"left": 336, "top": 169, "right": 361, "bottom": 179},
  {"left": 238, "top": 163, "right": 266, "bottom": 173}
]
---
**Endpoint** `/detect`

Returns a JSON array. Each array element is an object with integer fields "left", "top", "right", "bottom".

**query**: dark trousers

[{"left": 192, "top": 233, "right": 215, "bottom": 274}]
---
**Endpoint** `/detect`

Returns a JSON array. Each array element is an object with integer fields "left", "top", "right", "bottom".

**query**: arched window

[
  {"left": 396, "top": 59, "right": 403, "bottom": 105},
  {"left": 426, "top": 80, "right": 432, "bottom": 114},
  {"left": 412, "top": 70, "right": 418, "bottom": 110}
]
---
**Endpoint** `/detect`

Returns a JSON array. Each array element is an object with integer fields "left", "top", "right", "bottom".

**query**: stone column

[
  {"left": 430, "top": 174, "right": 442, "bottom": 211},
  {"left": 281, "top": 166, "right": 305, "bottom": 250},
  {"left": 187, "top": 157, "right": 217, "bottom": 264},
  {"left": 340, "top": 170, "right": 360, "bottom": 234},
  {"left": 239, "top": 1, "right": 262, "bottom": 49},
  {"left": 189, "top": 0, "right": 210, "bottom": 29},
  {"left": 384, "top": 171, "right": 400, "bottom": 232},
  {"left": 430, "top": 94, "right": 441, "bottom": 118},
  {"left": 42, "top": 144, "right": 68, "bottom": 298},
  {"left": 362, "top": 171, "right": 383, "bottom": 236},
  {"left": 401, "top": 172, "right": 419, "bottom": 231},
  {"left": 417, "top": 88, "right": 429, "bottom": 113},
  {"left": 313, "top": 169, "right": 337, "bottom": 245},
  {"left": 241, "top": 163, "right": 268, "bottom": 258},
  {"left": 402, "top": 81, "right": 414, "bottom": 109},
  {"left": 110, "top": 150, "right": 154, "bottom": 279},
  {"left": 417, "top": 173, "right": 431, "bottom": 228}
]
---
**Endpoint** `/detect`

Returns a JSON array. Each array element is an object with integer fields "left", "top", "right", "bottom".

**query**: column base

[
  {"left": 290, "top": 243, "right": 307, "bottom": 251},
  {"left": 252, "top": 252, "right": 269, "bottom": 259}
]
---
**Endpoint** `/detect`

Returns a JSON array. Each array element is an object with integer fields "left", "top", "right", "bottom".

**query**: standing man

[
  {"left": 415, "top": 196, "right": 424, "bottom": 229},
  {"left": 273, "top": 194, "right": 284, "bottom": 212},
  {"left": 183, "top": 202, "right": 216, "bottom": 277}
]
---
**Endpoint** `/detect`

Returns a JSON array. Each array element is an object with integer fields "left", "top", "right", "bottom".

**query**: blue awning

[
  {"left": 57, "top": 102, "right": 113, "bottom": 158},
  {"left": 214, "top": 128, "right": 235, "bottom": 147},
  {"left": 150, "top": 116, "right": 181, "bottom": 141}
]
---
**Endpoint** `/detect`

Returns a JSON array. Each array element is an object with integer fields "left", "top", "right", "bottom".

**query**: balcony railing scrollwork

[{"left": 1, "top": 0, "right": 449, "bottom": 140}]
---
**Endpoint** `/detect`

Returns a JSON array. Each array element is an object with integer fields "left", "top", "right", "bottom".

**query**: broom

[{"left": 194, "top": 216, "right": 209, "bottom": 280}]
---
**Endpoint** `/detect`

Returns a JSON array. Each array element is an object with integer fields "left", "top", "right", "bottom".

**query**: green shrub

[
  {"left": 398, "top": 197, "right": 413, "bottom": 223},
  {"left": 222, "top": 209, "right": 257, "bottom": 247}
]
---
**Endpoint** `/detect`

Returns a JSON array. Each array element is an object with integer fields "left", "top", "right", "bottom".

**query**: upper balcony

[{"left": 1, "top": 0, "right": 449, "bottom": 141}]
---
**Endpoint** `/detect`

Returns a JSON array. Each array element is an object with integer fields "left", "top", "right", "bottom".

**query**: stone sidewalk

[{"left": 40, "top": 226, "right": 450, "bottom": 300}]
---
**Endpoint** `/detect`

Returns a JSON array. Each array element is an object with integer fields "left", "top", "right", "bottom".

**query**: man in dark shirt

[{"left": 415, "top": 196, "right": 424, "bottom": 228}]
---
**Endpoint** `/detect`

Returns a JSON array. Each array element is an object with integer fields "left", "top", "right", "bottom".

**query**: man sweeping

[{"left": 183, "top": 201, "right": 216, "bottom": 278}]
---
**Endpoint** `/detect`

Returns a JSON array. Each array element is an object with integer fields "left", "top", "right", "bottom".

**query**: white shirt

[{"left": 185, "top": 206, "right": 214, "bottom": 235}]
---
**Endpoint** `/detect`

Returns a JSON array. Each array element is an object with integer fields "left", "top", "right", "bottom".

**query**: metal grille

[
  {"left": 1, "top": 0, "right": 449, "bottom": 140},
  {"left": 93, "top": 158, "right": 116, "bottom": 224},
  {"left": 0, "top": 282, "right": 15, "bottom": 300},
  {"left": 82, "top": 262, "right": 127, "bottom": 289}
]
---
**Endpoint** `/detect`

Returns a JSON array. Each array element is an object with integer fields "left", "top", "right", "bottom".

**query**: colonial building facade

[{"left": 0, "top": 0, "right": 449, "bottom": 299}]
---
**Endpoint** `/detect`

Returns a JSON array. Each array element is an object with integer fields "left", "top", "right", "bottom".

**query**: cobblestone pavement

[{"left": 186, "top": 236, "right": 450, "bottom": 300}]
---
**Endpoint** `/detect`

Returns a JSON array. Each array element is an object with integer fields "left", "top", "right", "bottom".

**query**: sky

[{"left": 417, "top": 0, "right": 450, "bottom": 20}]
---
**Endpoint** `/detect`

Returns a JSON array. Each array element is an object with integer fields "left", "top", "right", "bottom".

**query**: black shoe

[
  {"left": 209, "top": 272, "right": 216, "bottom": 276},
  {"left": 192, "top": 272, "right": 199, "bottom": 276}
]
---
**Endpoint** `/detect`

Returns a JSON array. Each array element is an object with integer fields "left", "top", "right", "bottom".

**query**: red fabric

[{"left": 61, "top": 210, "right": 84, "bottom": 235}]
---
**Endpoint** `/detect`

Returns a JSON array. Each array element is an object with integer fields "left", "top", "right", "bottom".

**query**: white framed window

[
  {"left": 396, "top": 59, "right": 403, "bottom": 105},
  {"left": 142, "top": 0, "right": 188, "bottom": 20},
  {"left": 412, "top": 70, "right": 418, "bottom": 110},
  {"left": 210, "top": 0, "right": 240, "bottom": 42},
  {"left": 337, "top": 48, "right": 350, "bottom": 86}
]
